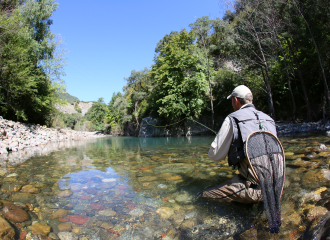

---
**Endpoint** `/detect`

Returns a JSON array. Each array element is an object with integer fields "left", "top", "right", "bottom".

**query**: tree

[
  {"left": 123, "top": 68, "right": 151, "bottom": 132},
  {"left": 151, "top": 30, "right": 208, "bottom": 120},
  {"left": 0, "top": 0, "right": 66, "bottom": 124},
  {"left": 85, "top": 98, "right": 107, "bottom": 131},
  {"left": 190, "top": 16, "right": 216, "bottom": 130},
  {"left": 231, "top": 0, "right": 278, "bottom": 119}
]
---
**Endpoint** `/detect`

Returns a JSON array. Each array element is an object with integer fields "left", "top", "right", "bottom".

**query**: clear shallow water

[{"left": 2, "top": 134, "right": 330, "bottom": 239}]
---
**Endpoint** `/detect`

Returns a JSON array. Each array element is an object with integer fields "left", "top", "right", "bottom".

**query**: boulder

[{"left": 2, "top": 204, "right": 29, "bottom": 223}]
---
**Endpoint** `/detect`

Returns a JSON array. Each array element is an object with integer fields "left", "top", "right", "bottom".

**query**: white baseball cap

[{"left": 227, "top": 85, "right": 252, "bottom": 99}]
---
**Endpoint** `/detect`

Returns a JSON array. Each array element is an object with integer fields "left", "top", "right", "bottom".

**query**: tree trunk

[
  {"left": 254, "top": 26, "right": 276, "bottom": 119},
  {"left": 206, "top": 57, "right": 215, "bottom": 130},
  {"left": 286, "top": 39, "right": 312, "bottom": 121},
  {"left": 292, "top": 0, "right": 330, "bottom": 110},
  {"left": 279, "top": 41, "right": 296, "bottom": 122}
]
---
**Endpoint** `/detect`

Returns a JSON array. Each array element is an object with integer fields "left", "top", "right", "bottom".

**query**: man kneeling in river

[{"left": 203, "top": 85, "right": 277, "bottom": 204}]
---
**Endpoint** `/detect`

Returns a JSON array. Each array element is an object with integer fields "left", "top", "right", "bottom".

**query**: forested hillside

[
  {"left": 104, "top": 0, "right": 330, "bottom": 135},
  {"left": 0, "top": 0, "right": 66, "bottom": 125},
  {"left": 57, "top": 92, "right": 79, "bottom": 104}
]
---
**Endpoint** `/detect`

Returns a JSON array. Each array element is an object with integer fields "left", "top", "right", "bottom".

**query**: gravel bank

[{"left": 0, "top": 117, "right": 107, "bottom": 162}]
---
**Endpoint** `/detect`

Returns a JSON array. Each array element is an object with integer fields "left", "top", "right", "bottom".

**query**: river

[{"left": 1, "top": 134, "right": 330, "bottom": 239}]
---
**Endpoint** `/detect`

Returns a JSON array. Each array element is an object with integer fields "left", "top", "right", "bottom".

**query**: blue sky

[{"left": 51, "top": 0, "right": 226, "bottom": 104}]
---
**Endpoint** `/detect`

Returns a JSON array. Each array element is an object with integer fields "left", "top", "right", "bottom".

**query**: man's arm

[{"left": 208, "top": 117, "right": 233, "bottom": 161}]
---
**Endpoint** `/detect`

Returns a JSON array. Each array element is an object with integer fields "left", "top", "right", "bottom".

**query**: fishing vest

[{"left": 227, "top": 104, "right": 276, "bottom": 166}]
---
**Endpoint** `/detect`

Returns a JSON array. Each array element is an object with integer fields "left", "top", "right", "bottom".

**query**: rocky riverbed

[{"left": 0, "top": 134, "right": 329, "bottom": 239}]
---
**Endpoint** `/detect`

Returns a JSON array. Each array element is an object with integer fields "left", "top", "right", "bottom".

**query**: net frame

[{"left": 244, "top": 130, "right": 286, "bottom": 233}]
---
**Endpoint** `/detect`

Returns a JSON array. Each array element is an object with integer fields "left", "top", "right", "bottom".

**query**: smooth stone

[
  {"left": 165, "top": 175, "right": 182, "bottom": 181},
  {"left": 180, "top": 219, "right": 197, "bottom": 229},
  {"left": 6, "top": 173, "right": 18, "bottom": 178},
  {"left": 170, "top": 209, "right": 185, "bottom": 226},
  {"left": 154, "top": 163, "right": 194, "bottom": 174},
  {"left": 31, "top": 222, "right": 51, "bottom": 236},
  {"left": 138, "top": 176, "right": 158, "bottom": 182},
  {"left": 2, "top": 203, "right": 30, "bottom": 223},
  {"left": 1, "top": 183, "right": 22, "bottom": 192},
  {"left": 58, "top": 232, "right": 78, "bottom": 240},
  {"left": 238, "top": 227, "right": 257, "bottom": 240},
  {"left": 175, "top": 192, "right": 193, "bottom": 203},
  {"left": 184, "top": 211, "right": 197, "bottom": 220},
  {"left": 95, "top": 182, "right": 116, "bottom": 189},
  {"left": 156, "top": 207, "right": 174, "bottom": 219},
  {"left": 68, "top": 215, "right": 90, "bottom": 225},
  {"left": 285, "top": 152, "right": 294, "bottom": 156},
  {"left": 50, "top": 209, "right": 68, "bottom": 219},
  {"left": 21, "top": 185, "right": 40, "bottom": 194},
  {"left": 322, "top": 169, "right": 330, "bottom": 181},
  {"left": 98, "top": 209, "right": 117, "bottom": 217},
  {"left": 281, "top": 210, "right": 302, "bottom": 228},
  {"left": 57, "top": 223, "right": 72, "bottom": 232},
  {"left": 129, "top": 208, "right": 144, "bottom": 217},
  {"left": 157, "top": 184, "right": 167, "bottom": 189},
  {"left": 306, "top": 206, "right": 328, "bottom": 222},
  {"left": 302, "top": 169, "right": 327, "bottom": 189},
  {"left": 101, "top": 178, "right": 116, "bottom": 183},
  {"left": 49, "top": 232, "right": 60, "bottom": 239},
  {"left": 319, "top": 152, "right": 330, "bottom": 157},
  {"left": 0, "top": 216, "right": 15, "bottom": 239},
  {"left": 83, "top": 188, "right": 97, "bottom": 195},
  {"left": 73, "top": 205, "right": 86, "bottom": 211},
  {"left": 158, "top": 173, "right": 173, "bottom": 179},
  {"left": 90, "top": 203, "right": 104, "bottom": 211},
  {"left": 315, "top": 187, "right": 327, "bottom": 196},
  {"left": 58, "top": 190, "right": 73, "bottom": 198},
  {"left": 100, "top": 222, "right": 114, "bottom": 229},
  {"left": 72, "top": 227, "right": 82, "bottom": 234}
]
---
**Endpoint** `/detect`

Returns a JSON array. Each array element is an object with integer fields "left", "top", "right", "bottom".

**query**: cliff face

[{"left": 55, "top": 102, "right": 93, "bottom": 116}]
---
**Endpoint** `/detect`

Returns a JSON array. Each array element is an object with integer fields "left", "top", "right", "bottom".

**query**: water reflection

[{"left": 1, "top": 134, "right": 330, "bottom": 239}]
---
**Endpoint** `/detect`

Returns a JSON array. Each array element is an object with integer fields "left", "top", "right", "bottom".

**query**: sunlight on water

[{"left": 1, "top": 134, "right": 330, "bottom": 239}]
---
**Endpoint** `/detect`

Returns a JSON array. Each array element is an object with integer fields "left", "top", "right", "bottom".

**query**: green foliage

[
  {"left": 151, "top": 30, "right": 208, "bottom": 120},
  {"left": 85, "top": 98, "right": 107, "bottom": 131},
  {"left": 0, "top": 0, "right": 66, "bottom": 125},
  {"left": 106, "top": 0, "right": 330, "bottom": 131},
  {"left": 57, "top": 92, "right": 79, "bottom": 104}
]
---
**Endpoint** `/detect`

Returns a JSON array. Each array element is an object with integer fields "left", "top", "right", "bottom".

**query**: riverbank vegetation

[
  {"left": 1, "top": 0, "right": 329, "bottom": 135},
  {"left": 106, "top": 0, "right": 330, "bottom": 135},
  {"left": 0, "top": 0, "right": 66, "bottom": 125}
]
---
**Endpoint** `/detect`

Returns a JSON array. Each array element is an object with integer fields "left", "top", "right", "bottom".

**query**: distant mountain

[{"left": 57, "top": 92, "right": 79, "bottom": 104}]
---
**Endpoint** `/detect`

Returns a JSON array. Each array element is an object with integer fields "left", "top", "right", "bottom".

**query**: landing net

[{"left": 245, "top": 131, "right": 285, "bottom": 233}]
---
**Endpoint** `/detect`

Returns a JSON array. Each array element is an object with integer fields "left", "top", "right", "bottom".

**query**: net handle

[{"left": 244, "top": 131, "right": 286, "bottom": 198}]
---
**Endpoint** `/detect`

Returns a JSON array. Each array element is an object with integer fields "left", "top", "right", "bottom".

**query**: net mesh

[{"left": 245, "top": 131, "right": 285, "bottom": 233}]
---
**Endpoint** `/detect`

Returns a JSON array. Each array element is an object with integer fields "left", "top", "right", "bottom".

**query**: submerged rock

[
  {"left": 303, "top": 211, "right": 330, "bottom": 240},
  {"left": 175, "top": 192, "right": 193, "bottom": 204},
  {"left": 98, "top": 209, "right": 117, "bottom": 217},
  {"left": 31, "top": 222, "right": 51, "bottom": 236},
  {"left": 58, "top": 232, "right": 78, "bottom": 240},
  {"left": 154, "top": 163, "right": 194, "bottom": 174},
  {"left": 2, "top": 204, "right": 29, "bottom": 223},
  {"left": 0, "top": 216, "right": 15, "bottom": 239},
  {"left": 156, "top": 207, "right": 174, "bottom": 219},
  {"left": 306, "top": 206, "right": 328, "bottom": 222}
]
